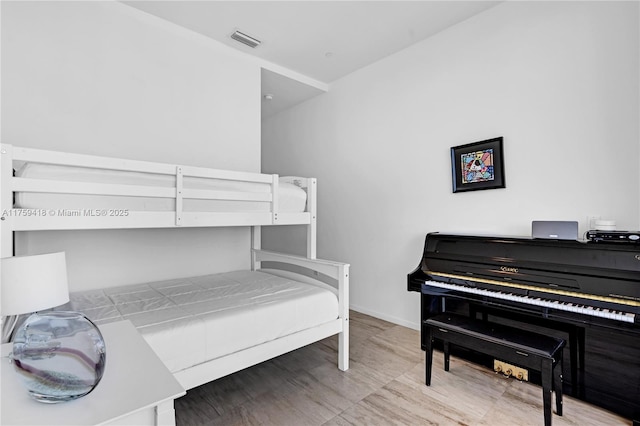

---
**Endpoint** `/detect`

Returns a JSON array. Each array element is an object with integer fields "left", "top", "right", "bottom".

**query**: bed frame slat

[
  {"left": 181, "top": 189, "right": 272, "bottom": 202},
  {"left": 3, "top": 211, "right": 279, "bottom": 231},
  {"left": 12, "top": 146, "right": 177, "bottom": 175}
]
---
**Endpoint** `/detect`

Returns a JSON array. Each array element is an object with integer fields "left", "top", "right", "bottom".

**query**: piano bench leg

[
  {"left": 541, "top": 353, "right": 564, "bottom": 426},
  {"left": 443, "top": 341, "right": 450, "bottom": 372},
  {"left": 554, "top": 354, "right": 563, "bottom": 417},
  {"left": 541, "top": 361, "right": 553, "bottom": 426}
]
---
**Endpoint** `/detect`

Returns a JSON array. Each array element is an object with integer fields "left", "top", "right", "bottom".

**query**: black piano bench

[{"left": 424, "top": 313, "right": 565, "bottom": 426}]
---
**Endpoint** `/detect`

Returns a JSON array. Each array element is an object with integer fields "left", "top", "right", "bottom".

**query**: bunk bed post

[
  {"left": 271, "top": 174, "right": 279, "bottom": 225},
  {"left": 175, "top": 166, "right": 184, "bottom": 226},
  {"left": 1, "top": 144, "right": 16, "bottom": 343},
  {"left": 0, "top": 144, "right": 13, "bottom": 258},
  {"left": 338, "top": 262, "right": 350, "bottom": 371},
  {"left": 307, "top": 178, "right": 317, "bottom": 259}
]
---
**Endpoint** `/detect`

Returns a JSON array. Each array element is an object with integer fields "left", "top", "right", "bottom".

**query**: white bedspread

[{"left": 63, "top": 271, "right": 338, "bottom": 374}]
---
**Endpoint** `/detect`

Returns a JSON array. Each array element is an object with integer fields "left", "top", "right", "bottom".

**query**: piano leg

[{"left": 420, "top": 293, "right": 444, "bottom": 350}]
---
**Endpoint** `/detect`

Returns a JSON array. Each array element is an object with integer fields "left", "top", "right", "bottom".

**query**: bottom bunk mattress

[{"left": 61, "top": 270, "right": 339, "bottom": 374}]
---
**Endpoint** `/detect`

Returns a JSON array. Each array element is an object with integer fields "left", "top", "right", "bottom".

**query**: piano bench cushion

[{"left": 425, "top": 313, "right": 566, "bottom": 362}]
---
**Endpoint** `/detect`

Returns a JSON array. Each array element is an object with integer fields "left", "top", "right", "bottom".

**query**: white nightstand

[{"left": 1, "top": 320, "right": 185, "bottom": 425}]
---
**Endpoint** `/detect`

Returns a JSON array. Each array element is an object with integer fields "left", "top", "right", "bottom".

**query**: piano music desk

[{"left": 425, "top": 313, "right": 565, "bottom": 426}]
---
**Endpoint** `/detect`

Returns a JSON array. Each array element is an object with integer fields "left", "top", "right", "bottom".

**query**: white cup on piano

[{"left": 594, "top": 219, "right": 616, "bottom": 231}]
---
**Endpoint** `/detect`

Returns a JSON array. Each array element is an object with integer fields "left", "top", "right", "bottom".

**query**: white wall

[
  {"left": 2, "top": 1, "right": 262, "bottom": 290},
  {"left": 262, "top": 1, "right": 640, "bottom": 329}
]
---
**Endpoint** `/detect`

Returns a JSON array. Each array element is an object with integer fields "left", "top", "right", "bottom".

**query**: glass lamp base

[{"left": 11, "top": 311, "right": 107, "bottom": 403}]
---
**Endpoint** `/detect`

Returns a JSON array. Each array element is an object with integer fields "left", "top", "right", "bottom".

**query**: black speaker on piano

[{"left": 586, "top": 230, "right": 640, "bottom": 243}]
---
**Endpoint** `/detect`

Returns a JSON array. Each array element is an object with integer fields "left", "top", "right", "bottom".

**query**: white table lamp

[
  {"left": 1, "top": 252, "right": 70, "bottom": 317},
  {"left": 1, "top": 252, "right": 107, "bottom": 403}
]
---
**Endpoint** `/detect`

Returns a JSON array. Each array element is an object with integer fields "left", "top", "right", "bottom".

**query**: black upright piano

[{"left": 408, "top": 233, "right": 640, "bottom": 425}]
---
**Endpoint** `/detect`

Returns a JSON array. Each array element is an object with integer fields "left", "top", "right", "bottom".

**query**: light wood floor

[{"left": 175, "top": 311, "right": 632, "bottom": 426}]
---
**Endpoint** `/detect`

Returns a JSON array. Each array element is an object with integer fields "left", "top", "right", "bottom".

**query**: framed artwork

[{"left": 451, "top": 137, "right": 505, "bottom": 193}]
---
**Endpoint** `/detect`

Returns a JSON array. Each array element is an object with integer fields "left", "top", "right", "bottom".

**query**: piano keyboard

[{"left": 424, "top": 280, "right": 636, "bottom": 324}]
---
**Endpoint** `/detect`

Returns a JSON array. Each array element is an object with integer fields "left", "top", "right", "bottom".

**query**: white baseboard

[{"left": 350, "top": 304, "right": 420, "bottom": 331}]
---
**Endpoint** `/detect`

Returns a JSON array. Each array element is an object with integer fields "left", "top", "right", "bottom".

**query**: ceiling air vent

[{"left": 230, "top": 30, "right": 261, "bottom": 48}]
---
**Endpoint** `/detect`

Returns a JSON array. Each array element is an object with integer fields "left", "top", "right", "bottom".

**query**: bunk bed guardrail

[{"left": 0, "top": 143, "right": 317, "bottom": 256}]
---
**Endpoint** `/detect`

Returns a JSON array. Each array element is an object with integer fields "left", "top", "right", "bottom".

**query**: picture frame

[{"left": 451, "top": 137, "right": 505, "bottom": 193}]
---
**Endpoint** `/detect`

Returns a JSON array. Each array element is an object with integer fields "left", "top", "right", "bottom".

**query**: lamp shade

[{"left": 1, "top": 252, "right": 69, "bottom": 316}]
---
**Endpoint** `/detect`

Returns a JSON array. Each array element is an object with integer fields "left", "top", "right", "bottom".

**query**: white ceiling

[{"left": 123, "top": 1, "right": 501, "bottom": 117}]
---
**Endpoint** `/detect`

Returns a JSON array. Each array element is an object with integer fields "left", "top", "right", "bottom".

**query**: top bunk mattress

[
  {"left": 14, "top": 163, "right": 307, "bottom": 212},
  {"left": 61, "top": 270, "right": 339, "bottom": 374}
]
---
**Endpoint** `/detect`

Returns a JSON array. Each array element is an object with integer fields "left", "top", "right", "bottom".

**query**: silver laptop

[{"left": 531, "top": 221, "right": 579, "bottom": 240}]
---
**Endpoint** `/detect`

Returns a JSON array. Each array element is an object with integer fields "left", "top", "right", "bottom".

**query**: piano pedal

[{"left": 494, "top": 360, "right": 529, "bottom": 382}]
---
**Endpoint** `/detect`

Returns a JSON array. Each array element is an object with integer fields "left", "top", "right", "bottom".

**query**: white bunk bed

[{"left": 0, "top": 143, "right": 349, "bottom": 393}]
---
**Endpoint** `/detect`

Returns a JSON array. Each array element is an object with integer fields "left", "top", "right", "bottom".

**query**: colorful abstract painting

[
  {"left": 451, "top": 137, "right": 504, "bottom": 192},
  {"left": 461, "top": 149, "right": 495, "bottom": 184}
]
